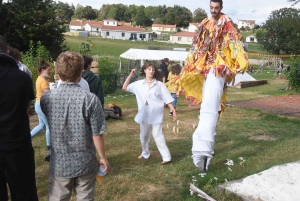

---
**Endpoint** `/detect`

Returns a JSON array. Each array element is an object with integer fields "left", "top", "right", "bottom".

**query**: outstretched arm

[{"left": 122, "top": 69, "right": 136, "bottom": 90}]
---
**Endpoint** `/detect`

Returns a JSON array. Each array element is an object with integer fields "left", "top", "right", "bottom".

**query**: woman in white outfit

[{"left": 122, "top": 63, "right": 177, "bottom": 165}]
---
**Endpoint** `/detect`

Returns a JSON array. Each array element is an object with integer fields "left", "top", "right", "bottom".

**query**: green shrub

[
  {"left": 21, "top": 41, "right": 53, "bottom": 91},
  {"left": 97, "top": 55, "right": 119, "bottom": 94},
  {"left": 287, "top": 58, "right": 300, "bottom": 92}
]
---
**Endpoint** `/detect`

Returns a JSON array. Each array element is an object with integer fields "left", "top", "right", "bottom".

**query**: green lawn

[{"left": 25, "top": 36, "right": 300, "bottom": 201}]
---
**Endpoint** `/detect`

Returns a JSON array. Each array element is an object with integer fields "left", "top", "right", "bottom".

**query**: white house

[
  {"left": 188, "top": 23, "right": 200, "bottom": 32},
  {"left": 237, "top": 20, "right": 255, "bottom": 29},
  {"left": 170, "top": 32, "right": 195, "bottom": 45},
  {"left": 69, "top": 19, "right": 151, "bottom": 40},
  {"left": 152, "top": 24, "right": 176, "bottom": 32},
  {"left": 69, "top": 20, "right": 85, "bottom": 30},
  {"left": 245, "top": 35, "right": 257, "bottom": 43}
]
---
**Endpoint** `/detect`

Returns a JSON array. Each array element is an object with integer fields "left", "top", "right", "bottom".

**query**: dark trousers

[{"left": 0, "top": 144, "right": 38, "bottom": 201}]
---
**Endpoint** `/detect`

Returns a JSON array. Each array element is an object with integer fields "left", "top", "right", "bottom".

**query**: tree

[
  {"left": 164, "top": 7, "right": 175, "bottom": 24},
  {"left": 256, "top": 7, "right": 300, "bottom": 55},
  {"left": 53, "top": 2, "right": 74, "bottom": 23},
  {"left": 192, "top": 8, "right": 207, "bottom": 23},
  {"left": 1, "top": 0, "right": 66, "bottom": 59},
  {"left": 288, "top": 0, "right": 300, "bottom": 6},
  {"left": 134, "top": 6, "right": 147, "bottom": 26}
]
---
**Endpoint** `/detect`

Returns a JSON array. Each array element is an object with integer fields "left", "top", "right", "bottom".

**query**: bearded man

[{"left": 178, "top": 0, "right": 248, "bottom": 171}]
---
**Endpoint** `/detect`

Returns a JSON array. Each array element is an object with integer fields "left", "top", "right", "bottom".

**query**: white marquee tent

[{"left": 119, "top": 48, "right": 189, "bottom": 67}]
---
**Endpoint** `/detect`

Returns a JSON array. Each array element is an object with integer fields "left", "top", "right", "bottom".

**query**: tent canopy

[{"left": 120, "top": 48, "right": 189, "bottom": 62}]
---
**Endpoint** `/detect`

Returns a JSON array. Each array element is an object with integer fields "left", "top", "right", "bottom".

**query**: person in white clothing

[
  {"left": 57, "top": 77, "right": 90, "bottom": 91},
  {"left": 122, "top": 63, "right": 177, "bottom": 165}
]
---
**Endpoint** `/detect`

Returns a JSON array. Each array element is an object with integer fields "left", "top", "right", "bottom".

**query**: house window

[
  {"left": 106, "top": 32, "right": 109, "bottom": 36},
  {"left": 188, "top": 37, "right": 192, "bottom": 42},
  {"left": 106, "top": 22, "right": 109, "bottom": 25},
  {"left": 122, "top": 33, "right": 125, "bottom": 37},
  {"left": 113, "top": 22, "right": 115, "bottom": 25},
  {"left": 139, "top": 34, "right": 145, "bottom": 39},
  {"left": 178, "top": 37, "right": 181, "bottom": 41},
  {"left": 96, "top": 28, "right": 99, "bottom": 33},
  {"left": 250, "top": 37, "right": 254, "bottom": 42}
]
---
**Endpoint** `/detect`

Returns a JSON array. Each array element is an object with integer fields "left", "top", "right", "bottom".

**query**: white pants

[
  {"left": 139, "top": 106, "right": 171, "bottom": 162},
  {"left": 192, "top": 68, "right": 226, "bottom": 169}
]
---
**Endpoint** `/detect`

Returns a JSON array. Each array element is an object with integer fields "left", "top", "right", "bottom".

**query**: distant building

[
  {"left": 188, "top": 23, "right": 200, "bottom": 32},
  {"left": 69, "top": 19, "right": 151, "bottom": 40},
  {"left": 170, "top": 32, "right": 195, "bottom": 45},
  {"left": 245, "top": 35, "right": 257, "bottom": 43},
  {"left": 152, "top": 24, "right": 176, "bottom": 32},
  {"left": 237, "top": 20, "right": 255, "bottom": 29}
]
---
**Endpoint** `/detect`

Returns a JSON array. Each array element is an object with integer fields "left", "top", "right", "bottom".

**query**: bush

[
  {"left": 287, "top": 57, "right": 300, "bottom": 92},
  {"left": 21, "top": 40, "right": 53, "bottom": 89},
  {"left": 97, "top": 56, "right": 119, "bottom": 94}
]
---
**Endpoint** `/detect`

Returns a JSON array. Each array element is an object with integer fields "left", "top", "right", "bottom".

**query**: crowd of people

[{"left": 0, "top": 0, "right": 249, "bottom": 200}]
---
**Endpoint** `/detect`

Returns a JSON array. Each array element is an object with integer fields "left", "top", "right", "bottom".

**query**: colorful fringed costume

[
  {"left": 178, "top": 13, "right": 248, "bottom": 113},
  {"left": 179, "top": 14, "right": 249, "bottom": 171}
]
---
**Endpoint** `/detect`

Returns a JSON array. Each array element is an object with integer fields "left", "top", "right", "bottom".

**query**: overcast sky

[{"left": 53, "top": 1, "right": 298, "bottom": 24}]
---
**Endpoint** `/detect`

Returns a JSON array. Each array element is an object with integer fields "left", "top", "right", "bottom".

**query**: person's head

[
  {"left": 56, "top": 51, "right": 84, "bottom": 82},
  {"left": 171, "top": 64, "right": 182, "bottom": 75},
  {"left": 163, "top": 58, "right": 169, "bottom": 65},
  {"left": 82, "top": 55, "right": 93, "bottom": 70},
  {"left": 210, "top": 0, "right": 223, "bottom": 20},
  {"left": 7, "top": 46, "right": 21, "bottom": 62},
  {"left": 140, "top": 63, "right": 163, "bottom": 80},
  {"left": 38, "top": 59, "right": 51, "bottom": 76},
  {"left": 0, "top": 35, "right": 8, "bottom": 53}
]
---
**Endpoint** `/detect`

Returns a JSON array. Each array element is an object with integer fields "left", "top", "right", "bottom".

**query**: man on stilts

[{"left": 178, "top": 0, "right": 249, "bottom": 171}]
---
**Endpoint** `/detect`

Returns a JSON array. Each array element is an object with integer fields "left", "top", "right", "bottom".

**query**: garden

[{"left": 26, "top": 36, "right": 300, "bottom": 201}]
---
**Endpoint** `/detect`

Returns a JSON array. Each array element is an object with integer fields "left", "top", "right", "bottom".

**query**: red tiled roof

[
  {"left": 152, "top": 24, "right": 176, "bottom": 28},
  {"left": 103, "top": 18, "right": 118, "bottom": 21},
  {"left": 238, "top": 20, "right": 256, "bottom": 25},
  {"left": 172, "top": 32, "right": 195, "bottom": 37},
  {"left": 101, "top": 25, "right": 150, "bottom": 33},
  {"left": 189, "top": 23, "right": 201, "bottom": 27},
  {"left": 117, "top": 22, "right": 132, "bottom": 26},
  {"left": 70, "top": 20, "right": 86, "bottom": 26},
  {"left": 84, "top": 21, "right": 103, "bottom": 28}
]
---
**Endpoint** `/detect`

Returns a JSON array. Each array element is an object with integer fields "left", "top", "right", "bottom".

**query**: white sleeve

[{"left": 78, "top": 78, "right": 90, "bottom": 91}]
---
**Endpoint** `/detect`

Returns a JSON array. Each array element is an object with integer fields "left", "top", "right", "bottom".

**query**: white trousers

[
  {"left": 139, "top": 106, "right": 171, "bottom": 162},
  {"left": 192, "top": 68, "right": 226, "bottom": 169}
]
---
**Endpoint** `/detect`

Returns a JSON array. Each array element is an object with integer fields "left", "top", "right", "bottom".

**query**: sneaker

[
  {"left": 169, "top": 112, "right": 173, "bottom": 116},
  {"left": 45, "top": 150, "right": 51, "bottom": 162},
  {"left": 196, "top": 156, "right": 208, "bottom": 172}
]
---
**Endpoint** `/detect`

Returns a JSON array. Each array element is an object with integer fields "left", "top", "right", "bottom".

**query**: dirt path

[{"left": 230, "top": 95, "right": 300, "bottom": 118}]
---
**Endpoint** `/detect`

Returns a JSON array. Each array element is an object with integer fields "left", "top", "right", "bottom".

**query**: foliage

[
  {"left": 73, "top": 5, "right": 97, "bottom": 20},
  {"left": 97, "top": 56, "right": 119, "bottom": 94},
  {"left": 52, "top": 1, "right": 74, "bottom": 23},
  {"left": 192, "top": 7, "right": 207, "bottom": 23},
  {"left": 0, "top": 0, "right": 66, "bottom": 59},
  {"left": 79, "top": 39, "right": 95, "bottom": 55},
  {"left": 287, "top": 58, "right": 300, "bottom": 91},
  {"left": 256, "top": 7, "right": 300, "bottom": 55},
  {"left": 21, "top": 40, "right": 53, "bottom": 88}
]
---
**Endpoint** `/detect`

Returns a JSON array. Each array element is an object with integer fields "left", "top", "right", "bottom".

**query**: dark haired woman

[
  {"left": 122, "top": 63, "right": 177, "bottom": 165},
  {"left": 30, "top": 60, "right": 51, "bottom": 159}
]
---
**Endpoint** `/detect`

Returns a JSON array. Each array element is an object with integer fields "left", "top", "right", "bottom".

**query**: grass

[{"left": 27, "top": 67, "right": 300, "bottom": 201}]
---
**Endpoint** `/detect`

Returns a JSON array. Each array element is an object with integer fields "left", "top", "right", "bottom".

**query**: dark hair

[
  {"left": 38, "top": 59, "right": 50, "bottom": 74},
  {"left": 82, "top": 55, "right": 93, "bottom": 70},
  {"left": 0, "top": 35, "right": 7, "bottom": 53},
  {"left": 161, "top": 58, "right": 169, "bottom": 63},
  {"left": 171, "top": 64, "right": 182, "bottom": 75},
  {"left": 211, "top": 0, "right": 223, "bottom": 7},
  {"left": 140, "top": 63, "right": 163, "bottom": 80},
  {"left": 7, "top": 46, "right": 21, "bottom": 61}
]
